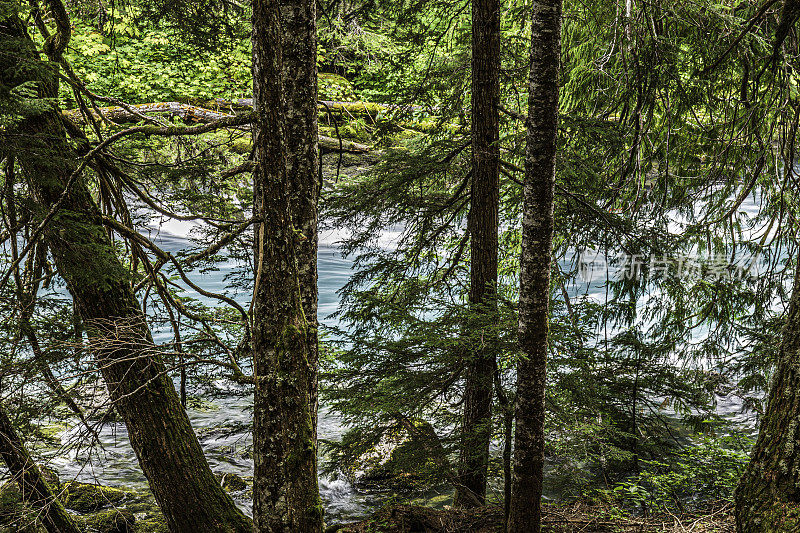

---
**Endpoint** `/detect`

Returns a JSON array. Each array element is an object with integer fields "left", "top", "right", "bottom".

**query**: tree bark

[
  {"left": 251, "top": 0, "right": 322, "bottom": 530},
  {"left": 507, "top": 1, "right": 561, "bottom": 531},
  {"left": 282, "top": 0, "right": 321, "bottom": 445},
  {"left": 735, "top": 260, "right": 800, "bottom": 532},
  {"left": 1, "top": 13, "right": 252, "bottom": 533},
  {"left": 455, "top": 0, "right": 501, "bottom": 509},
  {"left": 0, "top": 404, "right": 81, "bottom": 533}
]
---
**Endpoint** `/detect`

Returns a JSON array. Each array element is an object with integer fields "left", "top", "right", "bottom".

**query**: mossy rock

[
  {"left": 82, "top": 509, "right": 135, "bottom": 533},
  {"left": 336, "top": 420, "right": 449, "bottom": 493},
  {"left": 62, "top": 481, "right": 129, "bottom": 513},
  {"left": 185, "top": 397, "right": 219, "bottom": 412},
  {"left": 36, "top": 422, "right": 68, "bottom": 444},
  {"left": 338, "top": 122, "right": 373, "bottom": 143},
  {"left": 0, "top": 466, "right": 60, "bottom": 530},
  {"left": 132, "top": 516, "right": 168, "bottom": 533},
  {"left": 0, "top": 482, "right": 27, "bottom": 527},
  {"left": 229, "top": 138, "right": 251, "bottom": 154},
  {"left": 123, "top": 499, "right": 160, "bottom": 517},
  {"left": 216, "top": 473, "right": 247, "bottom": 492},
  {"left": 0, "top": 485, "right": 45, "bottom": 532}
]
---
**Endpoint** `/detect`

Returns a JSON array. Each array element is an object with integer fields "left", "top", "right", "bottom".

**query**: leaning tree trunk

[
  {"left": 1, "top": 13, "right": 252, "bottom": 533},
  {"left": 251, "top": 0, "right": 322, "bottom": 530},
  {"left": 735, "top": 260, "right": 800, "bottom": 532},
  {"left": 282, "top": 0, "right": 322, "bottom": 447},
  {"left": 0, "top": 404, "right": 81, "bottom": 533},
  {"left": 455, "top": 0, "right": 501, "bottom": 509},
  {"left": 507, "top": 0, "right": 562, "bottom": 531}
]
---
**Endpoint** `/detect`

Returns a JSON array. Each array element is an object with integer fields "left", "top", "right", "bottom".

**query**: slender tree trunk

[
  {"left": 282, "top": 0, "right": 321, "bottom": 443},
  {"left": 1, "top": 14, "right": 252, "bottom": 533},
  {"left": 735, "top": 261, "right": 800, "bottom": 532},
  {"left": 0, "top": 404, "right": 81, "bottom": 533},
  {"left": 455, "top": 0, "right": 501, "bottom": 509},
  {"left": 251, "top": 0, "right": 322, "bottom": 530},
  {"left": 494, "top": 367, "right": 514, "bottom": 525},
  {"left": 507, "top": 1, "right": 562, "bottom": 531}
]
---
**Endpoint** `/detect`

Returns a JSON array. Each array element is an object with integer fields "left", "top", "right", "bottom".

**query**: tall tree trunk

[
  {"left": 455, "top": 0, "right": 501, "bottom": 508},
  {"left": 507, "top": 0, "right": 561, "bottom": 531},
  {"left": 735, "top": 261, "right": 800, "bottom": 532},
  {"left": 282, "top": 0, "right": 321, "bottom": 443},
  {"left": 0, "top": 404, "right": 81, "bottom": 533},
  {"left": 251, "top": 0, "right": 322, "bottom": 530},
  {"left": 1, "top": 14, "right": 252, "bottom": 533}
]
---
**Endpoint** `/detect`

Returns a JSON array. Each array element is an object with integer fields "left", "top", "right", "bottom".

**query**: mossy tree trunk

[
  {"left": 0, "top": 404, "right": 81, "bottom": 533},
  {"left": 282, "top": 0, "right": 322, "bottom": 449},
  {"left": 507, "top": 0, "right": 562, "bottom": 531},
  {"left": 1, "top": 12, "right": 252, "bottom": 533},
  {"left": 735, "top": 261, "right": 800, "bottom": 532},
  {"left": 455, "top": 0, "right": 501, "bottom": 509},
  {"left": 251, "top": 0, "right": 322, "bottom": 530}
]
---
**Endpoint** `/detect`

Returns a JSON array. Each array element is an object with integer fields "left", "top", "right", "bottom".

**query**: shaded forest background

[{"left": 3, "top": 0, "right": 800, "bottom": 531}]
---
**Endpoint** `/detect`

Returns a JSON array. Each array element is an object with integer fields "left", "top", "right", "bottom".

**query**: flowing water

[
  {"left": 29, "top": 225, "right": 382, "bottom": 522},
  {"left": 15, "top": 178, "right": 771, "bottom": 523}
]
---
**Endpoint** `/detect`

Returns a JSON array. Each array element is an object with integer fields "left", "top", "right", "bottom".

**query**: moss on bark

[{"left": 736, "top": 262, "right": 800, "bottom": 532}]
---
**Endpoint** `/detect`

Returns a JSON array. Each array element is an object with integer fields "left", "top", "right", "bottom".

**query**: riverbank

[
  {"left": 331, "top": 501, "right": 735, "bottom": 532},
  {"left": 0, "top": 475, "right": 737, "bottom": 533}
]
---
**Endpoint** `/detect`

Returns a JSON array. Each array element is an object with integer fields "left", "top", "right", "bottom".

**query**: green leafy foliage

[
  {"left": 602, "top": 435, "right": 752, "bottom": 513},
  {"left": 64, "top": 14, "right": 252, "bottom": 103},
  {"left": 63, "top": 13, "right": 364, "bottom": 105}
]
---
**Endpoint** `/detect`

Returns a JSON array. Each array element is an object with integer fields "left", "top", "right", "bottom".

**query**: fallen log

[
  {"left": 62, "top": 102, "right": 370, "bottom": 153},
  {"left": 63, "top": 101, "right": 230, "bottom": 124},
  {"left": 191, "top": 98, "right": 429, "bottom": 116}
]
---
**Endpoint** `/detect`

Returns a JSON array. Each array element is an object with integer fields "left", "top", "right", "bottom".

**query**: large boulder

[
  {"left": 132, "top": 516, "right": 168, "bottom": 533},
  {"left": 82, "top": 509, "right": 135, "bottom": 533},
  {"left": 61, "top": 481, "right": 129, "bottom": 513},
  {"left": 0, "top": 471, "right": 138, "bottom": 533},
  {"left": 334, "top": 420, "right": 450, "bottom": 493}
]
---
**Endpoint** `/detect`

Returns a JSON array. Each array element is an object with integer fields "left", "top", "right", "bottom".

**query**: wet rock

[
  {"left": 335, "top": 420, "right": 449, "bottom": 493},
  {"left": 185, "top": 397, "right": 219, "bottom": 412},
  {"left": 36, "top": 423, "right": 68, "bottom": 445},
  {"left": 217, "top": 473, "right": 247, "bottom": 492},
  {"left": 82, "top": 509, "right": 135, "bottom": 533},
  {"left": 62, "top": 481, "right": 129, "bottom": 513}
]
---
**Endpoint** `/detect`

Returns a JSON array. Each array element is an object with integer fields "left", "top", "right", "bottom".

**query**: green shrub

[{"left": 602, "top": 434, "right": 752, "bottom": 513}]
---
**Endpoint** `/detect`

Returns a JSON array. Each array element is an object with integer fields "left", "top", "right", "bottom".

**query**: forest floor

[{"left": 334, "top": 501, "right": 735, "bottom": 533}]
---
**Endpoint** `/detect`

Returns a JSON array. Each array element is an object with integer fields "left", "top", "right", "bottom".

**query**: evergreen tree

[
  {"left": 455, "top": 0, "right": 502, "bottom": 508},
  {"left": 508, "top": 0, "right": 561, "bottom": 530},
  {"left": 735, "top": 261, "right": 800, "bottom": 532},
  {"left": 251, "top": 0, "right": 322, "bottom": 529},
  {"left": 284, "top": 0, "right": 322, "bottom": 443},
  {"left": 0, "top": 3, "right": 252, "bottom": 532}
]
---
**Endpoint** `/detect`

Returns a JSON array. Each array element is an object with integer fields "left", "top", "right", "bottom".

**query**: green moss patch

[{"left": 62, "top": 482, "right": 130, "bottom": 513}]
